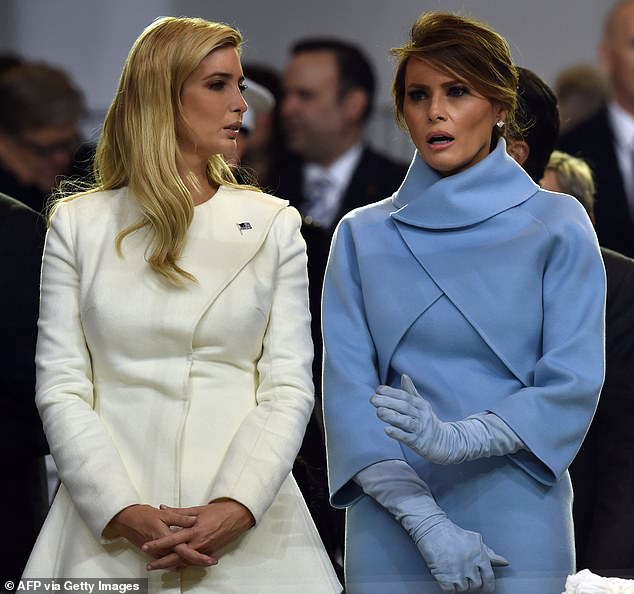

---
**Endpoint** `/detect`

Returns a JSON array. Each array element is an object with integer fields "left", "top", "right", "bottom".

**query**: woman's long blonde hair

[{"left": 56, "top": 16, "right": 247, "bottom": 284}]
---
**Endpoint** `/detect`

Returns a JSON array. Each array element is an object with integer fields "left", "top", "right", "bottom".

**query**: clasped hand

[
  {"left": 108, "top": 500, "right": 254, "bottom": 571},
  {"left": 416, "top": 516, "right": 508, "bottom": 593},
  {"left": 371, "top": 374, "right": 467, "bottom": 463}
]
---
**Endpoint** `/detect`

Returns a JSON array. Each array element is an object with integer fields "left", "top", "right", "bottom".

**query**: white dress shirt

[
  {"left": 608, "top": 100, "right": 634, "bottom": 218},
  {"left": 302, "top": 143, "right": 363, "bottom": 228}
]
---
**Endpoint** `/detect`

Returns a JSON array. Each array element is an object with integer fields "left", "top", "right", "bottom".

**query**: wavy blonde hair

[{"left": 55, "top": 16, "right": 249, "bottom": 284}]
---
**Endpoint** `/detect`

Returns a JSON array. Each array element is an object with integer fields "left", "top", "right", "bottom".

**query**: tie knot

[{"left": 306, "top": 175, "right": 332, "bottom": 201}]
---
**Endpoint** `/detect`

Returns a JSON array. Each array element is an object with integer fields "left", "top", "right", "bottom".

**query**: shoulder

[
  {"left": 602, "top": 246, "right": 634, "bottom": 282},
  {"left": 219, "top": 185, "right": 301, "bottom": 241},
  {"left": 521, "top": 188, "right": 593, "bottom": 232},
  {"left": 332, "top": 197, "right": 395, "bottom": 248},
  {"left": 219, "top": 185, "right": 288, "bottom": 211},
  {"left": 54, "top": 188, "right": 127, "bottom": 217},
  {"left": 0, "top": 192, "right": 41, "bottom": 225}
]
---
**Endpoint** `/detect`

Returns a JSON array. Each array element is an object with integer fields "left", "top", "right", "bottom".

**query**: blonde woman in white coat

[{"left": 23, "top": 16, "right": 341, "bottom": 594}]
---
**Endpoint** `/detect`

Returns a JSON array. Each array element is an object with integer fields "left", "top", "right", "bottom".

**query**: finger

[
  {"left": 466, "top": 574, "right": 484, "bottom": 592},
  {"left": 384, "top": 425, "right": 418, "bottom": 447},
  {"left": 174, "top": 543, "right": 218, "bottom": 566},
  {"left": 146, "top": 552, "right": 183, "bottom": 571},
  {"left": 374, "top": 384, "right": 415, "bottom": 401},
  {"left": 400, "top": 373, "right": 419, "bottom": 396},
  {"left": 376, "top": 407, "right": 420, "bottom": 434},
  {"left": 371, "top": 394, "right": 420, "bottom": 416},
  {"left": 478, "top": 562, "right": 495, "bottom": 594},
  {"left": 142, "top": 528, "right": 194, "bottom": 553},
  {"left": 160, "top": 504, "right": 204, "bottom": 515},
  {"left": 146, "top": 546, "right": 217, "bottom": 570},
  {"left": 485, "top": 544, "right": 510, "bottom": 567},
  {"left": 160, "top": 511, "right": 197, "bottom": 528}
]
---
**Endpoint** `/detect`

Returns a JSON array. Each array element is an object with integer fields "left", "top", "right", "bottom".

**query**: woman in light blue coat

[{"left": 322, "top": 12, "right": 605, "bottom": 594}]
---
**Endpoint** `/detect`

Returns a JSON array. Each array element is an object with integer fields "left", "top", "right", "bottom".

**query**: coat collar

[
  {"left": 391, "top": 139, "right": 539, "bottom": 229},
  {"left": 181, "top": 186, "right": 287, "bottom": 311}
]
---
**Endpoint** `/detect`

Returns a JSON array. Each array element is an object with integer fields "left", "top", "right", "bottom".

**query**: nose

[
  {"left": 280, "top": 92, "right": 299, "bottom": 120},
  {"left": 428, "top": 95, "right": 447, "bottom": 122},
  {"left": 234, "top": 86, "right": 248, "bottom": 114}
]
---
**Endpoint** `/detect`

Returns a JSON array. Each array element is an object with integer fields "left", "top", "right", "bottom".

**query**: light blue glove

[
  {"left": 371, "top": 374, "right": 525, "bottom": 464},
  {"left": 354, "top": 460, "right": 508, "bottom": 593}
]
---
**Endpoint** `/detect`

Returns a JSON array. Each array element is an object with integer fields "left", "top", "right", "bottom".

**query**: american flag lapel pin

[{"left": 237, "top": 221, "right": 252, "bottom": 234}]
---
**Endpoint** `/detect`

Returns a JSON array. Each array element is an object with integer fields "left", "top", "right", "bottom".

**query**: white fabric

[
  {"left": 607, "top": 101, "right": 634, "bottom": 219},
  {"left": 23, "top": 186, "right": 341, "bottom": 593},
  {"left": 563, "top": 569, "right": 634, "bottom": 593}
]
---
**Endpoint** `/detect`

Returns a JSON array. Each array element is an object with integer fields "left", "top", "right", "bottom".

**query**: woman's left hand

[
  {"left": 371, "top": 374, "right": 462, "bottom": 464},
  {"left": 142, "top": 499, "right": 255, "bottom": 571}
]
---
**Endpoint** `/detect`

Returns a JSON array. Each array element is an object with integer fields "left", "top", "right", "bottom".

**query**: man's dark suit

[
  {"left": 274, "top": 145, "right": 408, "bottom": 574},
  {"left": 0, "top": 193, "right": 48, "bottom": 582},
  {"left": 570, "top": 247, "right": 634, "bottom": 575},
  {"left": 558, "top": 105, "right": 634, "bottom": 257}
]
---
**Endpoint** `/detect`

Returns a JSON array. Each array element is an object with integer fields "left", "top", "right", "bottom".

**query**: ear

[
  {"left": 342, "top": 89, "right": 368, "bottom": 122},
  {"left": 506, "top": 139, "right": 530, "bottom": 166}
]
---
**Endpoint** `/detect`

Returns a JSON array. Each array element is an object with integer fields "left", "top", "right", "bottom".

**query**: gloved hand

[
  {"left": 413, "top": 514, "right": 509, "bottom": 593},
  {"left": 354, "top": 460, "right": 508, "bottom": 593},
  {"left": 371, "top": 374, "right": 524, "bottom": 464}
]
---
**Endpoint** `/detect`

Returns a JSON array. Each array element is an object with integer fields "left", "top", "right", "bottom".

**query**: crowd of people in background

[{"left": 3, "top": 2, "right": 634, "bottom": 593}]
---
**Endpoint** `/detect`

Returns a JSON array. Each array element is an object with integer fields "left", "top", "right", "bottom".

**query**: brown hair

[
  {"left": 391, "top": 12, "right": 518, "bottom": 143},
  {"left": 0, "top": 62, "right": 84, "bottom": 135}
]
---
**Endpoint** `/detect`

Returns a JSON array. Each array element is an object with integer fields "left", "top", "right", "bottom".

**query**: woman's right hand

[
  {"left": 106, "top": 504, "right": 213, "bottom": 568},
  {"left": 414, "top": 517, "right": 509, "bottom": 593}
]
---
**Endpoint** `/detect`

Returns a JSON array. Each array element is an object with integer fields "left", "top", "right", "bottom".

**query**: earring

[{"left": 496, "top": 121, "right": 505, "bottom": 128}]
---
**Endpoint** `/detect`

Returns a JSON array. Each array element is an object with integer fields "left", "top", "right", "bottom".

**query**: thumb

[
  {"left": 400, "top": 373, "right": 419, "bottom": 396},
  {"left": 485, "top": 544, "right": 510, "bottom": 567}
]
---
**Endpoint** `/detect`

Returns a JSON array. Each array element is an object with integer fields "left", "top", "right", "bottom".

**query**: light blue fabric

[
  {"left": 322, "top": 141, "right": 605, "bottom": 593},
  {"left": 354, "top": 459, "right": 508, "bottom": 593},
  {"left": 372, "top": 374, "right": 526, "bottom": 464}
]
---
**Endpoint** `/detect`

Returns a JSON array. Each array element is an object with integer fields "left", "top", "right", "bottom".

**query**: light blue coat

[{"left": 322, "top": 142, "right": 606, "bottom": 593}]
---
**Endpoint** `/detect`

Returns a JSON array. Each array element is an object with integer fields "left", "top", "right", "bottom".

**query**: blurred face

[
  {"left": 281, "top": 51, "right": 351, "bottom": 164},
  {"left": 177, "top": 45, "right": 247, "bottom": 161},
  {"left": 402, "top": 58, "right": 504, "bottom": 177},
  {"left": 601, "top": 2, "right": 634, "bottom": 112},
  {"left": 0, "top": 123, "right": 79, "bottom": 192},
  {"left": 540, "top": 169, "right": 562, "bottom": 192}
]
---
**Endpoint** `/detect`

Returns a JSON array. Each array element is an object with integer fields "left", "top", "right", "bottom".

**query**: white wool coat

[{"left": 23, "top": 186, "right": 341, "bottom": 593}]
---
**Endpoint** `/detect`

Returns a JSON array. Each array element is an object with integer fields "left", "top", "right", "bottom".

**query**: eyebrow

[
  {"left": 406, "top": 79, "right": 467, "bottom": 90},
  {"left": 201, "top": 72, "right": 245, "bottom": 82}
]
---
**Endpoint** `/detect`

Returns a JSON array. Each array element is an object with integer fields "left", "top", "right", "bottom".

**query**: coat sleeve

[
  {"left": 322, "top": 217, "right": 405, "bottom": 508},
  {"left": 490, "top": 202, "right": 606, "bottom": 485},
  {"left": 207, "top": 206, "right": 315, "bottom": 522},
  {"left": 35, "top": 203, "right": 141, "bottom": 540}
]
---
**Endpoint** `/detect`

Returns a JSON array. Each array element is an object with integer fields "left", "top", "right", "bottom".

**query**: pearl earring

[{"left": 496, "top": 121, "right": 505, "bottom": 128}]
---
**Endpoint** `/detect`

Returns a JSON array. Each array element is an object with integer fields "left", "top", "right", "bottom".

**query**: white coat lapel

[{"left": 180, "top": 186, "right": 287, "bottom": 320}]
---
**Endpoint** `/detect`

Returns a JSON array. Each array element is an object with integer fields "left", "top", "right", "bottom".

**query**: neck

[
  {"left": 613, "top": 91, "right": 634, "bottom": 117},
  {"left": 177, "top": 154, "right": 218, "bottom": 206}
]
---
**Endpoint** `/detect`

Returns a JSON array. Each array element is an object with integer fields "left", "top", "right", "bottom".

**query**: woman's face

[
  {"left": 539, "top": 169, "right": 562, "bottom": 192},
  {"left": 403, "top": 58, "right": 505, "bottom": 177},
  {"left": 177, "top": 45, "right": 247, "bottom": 160}
]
